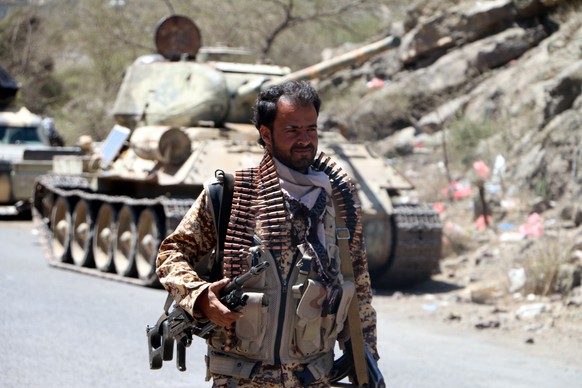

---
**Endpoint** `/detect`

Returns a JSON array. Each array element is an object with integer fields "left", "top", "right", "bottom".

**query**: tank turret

[
  {"left": 112, "top": 14, "right": 400, "bottom": 129},
  {"left": 32, "top": 15, "right": 441, "bottom": 289}
]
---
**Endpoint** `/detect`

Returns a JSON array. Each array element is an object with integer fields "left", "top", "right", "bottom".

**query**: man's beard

[{"left": 271, "top": 140, "right": 316, "bottom": 173}]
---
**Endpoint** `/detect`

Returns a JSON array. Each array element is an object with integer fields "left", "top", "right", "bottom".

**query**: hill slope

[{"left": 318, "top": 0, "right": 582, "bottom": 344}]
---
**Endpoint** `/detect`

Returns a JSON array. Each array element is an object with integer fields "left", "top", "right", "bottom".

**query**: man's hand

[{"left": 195, "top": 278, "right": 243, "bottom": 327}]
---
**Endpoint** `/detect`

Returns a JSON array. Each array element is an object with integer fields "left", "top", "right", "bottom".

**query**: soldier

[{"left": 156, "top": 80, "right": 378, "bottom": 387}]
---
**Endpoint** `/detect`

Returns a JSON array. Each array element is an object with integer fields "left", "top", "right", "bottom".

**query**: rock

[
  {"left": 555, "top": 264, "right": 582, "bottom": 294},
  {"left": 322, "top": 1, "right": 582, "bottom": 205},
  {"left": 475, "top": 320, "right": 501, "bottom": 329},
  {"left": 469, "top": 285, "right": 504, "bottom": 304},
  {"left": 375, "top": 126, "right": 417, "bottom": 157},
  {"left": 399, "top": 0, "right": 516, "bottom": 65},
  {"left": 560, "top": 204, "right": 582, "bottom": 226},
  {"left": 565, "top": 286, "right": 582, "bottom": 307},
  {"left": 446, "top": 312, "right": 462, "bottom": 321},
  {"left": 515, "top": 303, "right": 546, "bottom": 319},
  {"left": 508, "top": 267, "right": 527, "bottom": 292},
  {"left": 543, "top": 61, "right": 582, "bottom": 118},
  {"left": 418, "top": 96, "right": 470, "bottom": 133}
]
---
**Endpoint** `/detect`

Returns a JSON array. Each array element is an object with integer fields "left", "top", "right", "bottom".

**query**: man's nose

[{"left": 297, "top": 130, "right": 311, "bottom": 144}]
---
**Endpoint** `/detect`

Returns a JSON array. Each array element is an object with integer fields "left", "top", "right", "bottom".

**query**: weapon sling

[
  {"left": 208, "top": 170, "right": 234, "bottom": 279},
  {"left": 335, "top": 202, "right": 369, "bottom": 386}
]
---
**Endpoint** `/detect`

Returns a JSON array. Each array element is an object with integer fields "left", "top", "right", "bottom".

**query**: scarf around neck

[{"left": 273, "top": 157, "right": 332, "bottom": 209}]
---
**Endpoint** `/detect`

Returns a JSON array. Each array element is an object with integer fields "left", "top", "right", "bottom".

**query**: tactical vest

[{"left": 205, "top": 152, "right": 362, "bottom": 380}]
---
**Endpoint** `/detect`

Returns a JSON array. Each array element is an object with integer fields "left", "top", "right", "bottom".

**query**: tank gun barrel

[
  {"left": 263, "top": 35, "right": 400, "bottom": 88},
  {"left": 112, "top": 15, "right": 402, "bottom": 128}
]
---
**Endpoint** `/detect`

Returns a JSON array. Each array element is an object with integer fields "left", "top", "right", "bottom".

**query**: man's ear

[{"left": 259, "top": 125, "right": 272, "bottom": 148}]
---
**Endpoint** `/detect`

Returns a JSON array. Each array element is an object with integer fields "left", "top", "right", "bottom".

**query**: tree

[
  {"left": 0, "top": 7, "right": 65, "bottom": 113},
  {"left": 0, "top": 0, "right": 398, "bottom": 142}
]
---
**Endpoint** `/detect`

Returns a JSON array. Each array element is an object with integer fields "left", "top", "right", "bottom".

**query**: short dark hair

[{"left": 252, "top": 80, "right": 321, "bottom": 146}]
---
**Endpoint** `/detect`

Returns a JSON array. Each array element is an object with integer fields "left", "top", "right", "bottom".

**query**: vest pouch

[
  {"left": 321, "top": 314, "right": 336, "bottom": 352},
  {"left": 319, "top": 281, "right": 355, "bottom": 352},
  {"left": 293, "top": 279, "right": 326, "bottom": 356},
  {"left": 326, "top": 243, "right": 341, "bottom": 274},
  {"left": 206, "top": 349, "right": 261, "bottom": 379},
  {"left": 235, "top": 292, "right": 268, "bottom": 355},
  {"left": 334, "top": 281, "right": 355, "bottom": 336}
]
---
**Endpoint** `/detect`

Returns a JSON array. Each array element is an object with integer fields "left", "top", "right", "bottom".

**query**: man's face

[{"left": 259, "top": 98, "right": 318, "bottom": 173}]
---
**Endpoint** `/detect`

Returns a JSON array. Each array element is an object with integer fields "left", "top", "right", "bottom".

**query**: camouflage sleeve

[
  {"left": 351, "top": 229, "right": 379, "bottom": 361},
  {"left": 155, "top": 188, "right": 217, "bottom": 317}
]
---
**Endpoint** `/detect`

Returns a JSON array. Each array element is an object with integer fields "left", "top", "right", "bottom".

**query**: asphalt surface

[{"left": 1, "top": 219, "right": 581, "bottom": 388}]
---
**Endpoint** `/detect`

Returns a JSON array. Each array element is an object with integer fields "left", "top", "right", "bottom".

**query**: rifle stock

[{"left": 329, "top": 341, "right": 386, "bottom": 388}]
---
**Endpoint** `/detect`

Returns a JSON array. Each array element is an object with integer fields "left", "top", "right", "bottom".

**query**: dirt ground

[
  {"left": 381, "top": 148, "right": 582, "bottom": 366},
  {"left": 379, "top": 275, "right": 582, "bottom": 367}
]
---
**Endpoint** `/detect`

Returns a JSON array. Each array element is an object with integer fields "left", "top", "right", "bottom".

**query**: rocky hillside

[{"left": 317, "top": 0, "right": 582, "bottom": 328}]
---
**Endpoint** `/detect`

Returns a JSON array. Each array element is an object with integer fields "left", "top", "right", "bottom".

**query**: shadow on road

[
  {"left": 374, "top": 279, "right": 463, "bottom": 297},
  {"left": 0, "top": 211, "right": 32, "bottom": 221}
]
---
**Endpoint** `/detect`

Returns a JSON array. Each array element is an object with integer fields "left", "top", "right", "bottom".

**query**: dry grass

[{"left": 522, "top": 236, "right": 572, "bottom": 296}]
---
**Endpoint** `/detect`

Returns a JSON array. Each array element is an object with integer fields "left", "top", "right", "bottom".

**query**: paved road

[{"left": 1, "top": 219, "right": 581, "bottom": 388}]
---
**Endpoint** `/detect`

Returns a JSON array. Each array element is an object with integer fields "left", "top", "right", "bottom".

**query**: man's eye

[{"left": 284, "top": 126, "right": 317, "bottom": 133}]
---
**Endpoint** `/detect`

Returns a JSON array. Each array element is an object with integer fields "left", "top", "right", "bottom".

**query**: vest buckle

[{"left": 336, "top": 227, "right": 350, "bottom": 240}]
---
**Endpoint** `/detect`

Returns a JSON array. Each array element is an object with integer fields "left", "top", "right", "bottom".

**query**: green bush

[{"left": 448, "top": 117, "right": 500, "bottom": 169}]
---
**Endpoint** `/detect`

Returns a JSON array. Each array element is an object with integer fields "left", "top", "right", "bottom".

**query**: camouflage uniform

[{"left": 156, "top": 152, "right": 378, "bottom": 387}]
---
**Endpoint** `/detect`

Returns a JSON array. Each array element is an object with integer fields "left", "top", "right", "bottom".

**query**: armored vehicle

[
  {"left": 32, "top": 15, "right": 441, "bottom": 288},
  {"left": 0, "top": 67, "right": 81, "bottom": 216}
]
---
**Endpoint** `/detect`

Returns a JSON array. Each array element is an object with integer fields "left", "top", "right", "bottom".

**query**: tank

[
  {"left": 0, "top": 67, "right": 82, "bottom": 216},
  {"left": 32, "top": 15, "right": 441, "bottom": 288}
]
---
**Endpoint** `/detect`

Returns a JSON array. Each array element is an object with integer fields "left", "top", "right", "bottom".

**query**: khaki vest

[{"left": 206, "top": 152, "right": 357, "bottom": 379}]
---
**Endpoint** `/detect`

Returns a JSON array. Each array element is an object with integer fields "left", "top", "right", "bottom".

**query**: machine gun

[
  {"left": 146, "top": 261, "right": 270, "bottom": 371},
  {"left": 328, "top": 341, "right": 386, "bottom": 388}
]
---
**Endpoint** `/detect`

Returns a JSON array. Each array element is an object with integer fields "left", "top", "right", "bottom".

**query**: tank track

[
  {"left": 32, "top": 174, "right": 195, "bottom": 287},
  {"left": 33, "top": 174, "right": 442, "bottom": 289},
  {"left": 373, "top": 203, "right": 443, "bottom": 288}
]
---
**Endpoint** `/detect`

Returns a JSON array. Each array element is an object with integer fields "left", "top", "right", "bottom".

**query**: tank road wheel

[
  {"left": 113, "top": 205, "right": 138, "bottom": 277},
  {"left": 93, "top": 203, "right": 116, "bottom": 273},
  {"left": 50, "top": 196, "right": 73, "bottom": 263},
  {"left": 136, "top": 208, "right": 164, "bottom": 287},
  {"left": 71, "top": 199, "right": 95, "bottom": 268},
  {"left": 363, "top": 215, "right": 396, "bottom": 280},
  {"left": 373, "top": 203, "right": 443, "bottom": 288},
  {"left": 39, "top": 191, "right": 54, "bottom": 223}
]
